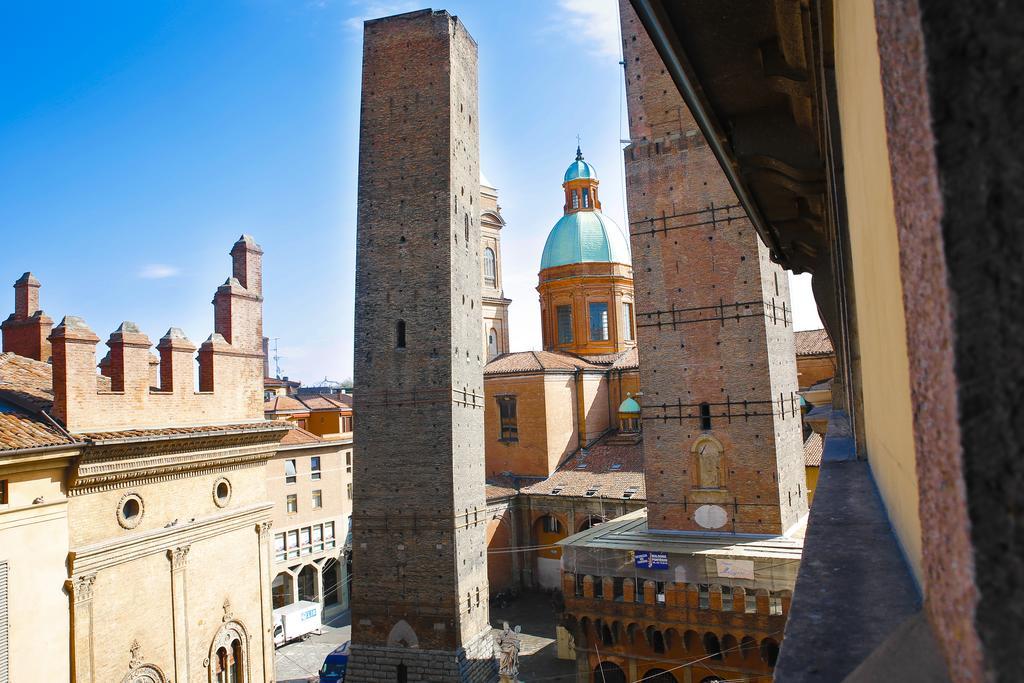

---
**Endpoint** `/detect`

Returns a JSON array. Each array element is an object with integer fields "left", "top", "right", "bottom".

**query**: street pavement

[{"left": 273, "top": 592, "right": 577, "bottom": 682}]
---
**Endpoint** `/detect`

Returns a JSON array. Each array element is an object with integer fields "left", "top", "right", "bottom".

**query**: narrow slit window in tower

[
  {"left": 700, "top": 402, "right": 712, "bottom": 430},
  {"left": 396, "top": 320, "right": 406, "bottom": 349}
]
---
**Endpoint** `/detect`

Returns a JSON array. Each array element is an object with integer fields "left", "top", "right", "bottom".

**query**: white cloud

[
  {"left": 344, "top": 1, "right": 420, "bottom": 32},
  {"left": 138, "top": 264, "right": 180, "bottom": 279},
  {"left": 557, "top": 0, "right": 621, "bottom": 60}
]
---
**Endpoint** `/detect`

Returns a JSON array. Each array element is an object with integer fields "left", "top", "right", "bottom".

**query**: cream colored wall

[
  {"left": 68, "top": 463, "right": 268, "bottom": 547},
  {"left": 834, "top": 1, "right": 923, "bottom": 585},
  {"left": 269, "top": 441, "right": 352, "bottom": 531},
  {"left": 544, "top": 375, "right": 579, "bottom": 469},
  {"left": 0, "top": 496, "right": 71, "bottom": 682},
  {"left": 580, "top": 373, "right": 611, "bottom": 443}
]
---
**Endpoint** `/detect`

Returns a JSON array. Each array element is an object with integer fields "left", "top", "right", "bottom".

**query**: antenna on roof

[{"left": 271, "top": 337, "right": 282, "bottom": 379}]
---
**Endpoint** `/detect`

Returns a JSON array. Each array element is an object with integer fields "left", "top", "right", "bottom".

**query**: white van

[{"left": 273, "top": 600, "right": 322, "bottom": 647}]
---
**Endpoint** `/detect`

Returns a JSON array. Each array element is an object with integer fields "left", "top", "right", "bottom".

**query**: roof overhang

[{"left": 629, "top": 0, "right": 835, "bottom": 275}]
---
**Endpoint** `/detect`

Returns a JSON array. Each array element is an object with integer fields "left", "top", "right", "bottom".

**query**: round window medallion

[
  {"left": 213, "top": 477, "right": 232, "bottom": 508},
  {"left": 117, "top": 492, "right": 144, "bottom": 529}
]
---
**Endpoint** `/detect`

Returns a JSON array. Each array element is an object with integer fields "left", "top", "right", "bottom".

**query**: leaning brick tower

[
  {"left": 620, "top": 1, "right": 807, "bottom": 536},
  {"left": 347, "top": 9, "right": 495, "bottom": 683}
]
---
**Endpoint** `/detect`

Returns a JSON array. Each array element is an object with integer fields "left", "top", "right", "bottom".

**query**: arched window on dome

[
  {"left": 483, "top": 247, "right": 496, "bottom": 287},
  {"left": 571, "top": 191, "right": 579, "bottom": 209},
  {"left": 582, "top": 187, "right": 590, "bottom": 208}
]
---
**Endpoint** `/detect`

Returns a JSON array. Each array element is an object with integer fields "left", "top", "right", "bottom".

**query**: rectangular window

[
  {"left": 699, "top": 403, "right": 712, "bottom": 430},
  {"left": 556, "top": 305, "right": 573, "bottom": 344},
  {"left": 497, "top": 396, "right": 518, "bottom": 442},
  {"left": 589, "top": 301, "right": 609, "bottom": 341},
  {"left": 287, "top": 530, "right": 300, "bottom": 559},
  {"left": 310, "top": 456, "right": 321, "bottom": 480},
  {"left": 572, "top": 191, "right": 579, "bottom": 209},
  {"left": 286, "top": 494, "right": 297, "bottom": 514},
  {"left": 325, "top": 521, "right": 336, "bottom": 548},
  {"left": 300, "top": 527, "right": 311, "bottom": 555},
  {"left": 347, "top": 483, "right": 353, "bottom": 500},
  {"left": 274, "top": 533, "right": 286, "bottom": 562},
  {"left": 284, "top": 459, "right": 297, "bottom": 484},
  {"left": 0, "top": 479, "right": 7, "bottom": 505},
  {"left": 312, "top": 490, "right": 322, "bottom": 509},
  {"left": 582, "top": 187, "right": 590, "bottom": 208},
  {"left": 623, "top": 302, "right": 634, "bottom": 341},
  {"left": 345, "top": 451, "right": 352, "bottom": 473}
]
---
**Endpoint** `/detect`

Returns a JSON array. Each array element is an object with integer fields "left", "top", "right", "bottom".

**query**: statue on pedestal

[{"left": 495, "top": 621, "right": 522, "bottom": 682}]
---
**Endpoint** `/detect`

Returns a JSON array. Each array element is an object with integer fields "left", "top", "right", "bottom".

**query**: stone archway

[
  {"left": 121, "top": 664, "right": 167, "bottom": 683},
  {"left": 208, "top": 620, "right": 251, "bottom": 683}
]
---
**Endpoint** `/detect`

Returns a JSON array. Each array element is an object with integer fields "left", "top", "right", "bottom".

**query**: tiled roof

[
  {"left": 486, "top": 482, "right": 518, "bottom": 501},
  {"left": 298, "top": 394, "right": 352, "bottom": 412},
  {"left": 0, "top": 402, "right": 72, "bottom": 452},
  {"left": 794, "top": 329, "right": 834, "bottom": 356},
  {"left": 263, "top": 395, "right": 308, "bottom": 413},
  {"left": 279, "top": 426, "right": 324, "bottom": 446},
  {"left": 484, "top": 351, "right": 601, "bottom": 376},
  {"left": 80, "top": 421, "right": 288, "bottom": 442},
  {"left": 580, "top": 347, "right": 640, "bottom": 370},
  {"left": 521, "top": 434, "right": 645, "bottom": 500},
  {"left": 804, "top": 432, "right": 824, "bottom": 467}
]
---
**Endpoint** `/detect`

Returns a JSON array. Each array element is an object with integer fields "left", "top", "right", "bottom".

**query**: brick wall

[
  {"left": 41, "top": 236, "right": 264, "bottom": 433},
  {"left": 349, "top": 9, "right": 494, "bottom": 681},
  {"left": 620, "top": 1, "right": 806, "bottom": 535}
]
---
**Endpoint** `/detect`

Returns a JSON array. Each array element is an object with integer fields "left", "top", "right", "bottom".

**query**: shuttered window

[{"left": 0, "top": 561, "right": 8, "bottom": 683}]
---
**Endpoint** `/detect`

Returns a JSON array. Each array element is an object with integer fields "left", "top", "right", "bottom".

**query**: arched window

[
  {"left": 572, "top": 191, "right": 579, "bottom": 209},
  {"left": 488, "top": 328, "right": 498, "bottom": 359},
  {"left": 209, "top": 621, "right": 248, "bottom": 683},
  {"left": 395, "top": 320, "right": 406, "bottom": 349},
  {"left": 483, "top": 247, "right": 497, "bottom": 286},
  {"left": 583, "top": 187, "right": 590, "bottom": 208},
  {"left": 703, "top": 632, "right": 723, "bottom": 660},
  {"left": 231, "top": 639, "right": 243, "bottom": 683}
]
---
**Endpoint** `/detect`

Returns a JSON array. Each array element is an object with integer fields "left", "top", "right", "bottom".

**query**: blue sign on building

[{"left": 634, "top": 551, "right": 669, "bottom": 569}]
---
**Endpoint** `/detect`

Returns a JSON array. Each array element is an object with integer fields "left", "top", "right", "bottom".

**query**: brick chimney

[
  {"left": 213, "top": 235, "right": 263, "bottom": 355},
  {"left": 1, "top": 272, "right": 53, "bottom": 361}
]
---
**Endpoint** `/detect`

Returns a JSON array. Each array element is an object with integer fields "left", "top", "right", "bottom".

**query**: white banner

[{"left": 716, "top": 558, "right": 755, "bottom": 580}]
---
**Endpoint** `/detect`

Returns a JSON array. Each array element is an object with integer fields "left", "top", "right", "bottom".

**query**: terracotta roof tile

[
  {"left": 794, "top": 329, "right": 834, "bottom": 356},
  {"left": 521, "top": 435, "right": 645, "bottom": 500},
  {"left": 80, "top": 421, "right": 287, "bottom": 442},
  {"left": 298, "top": 394, "right": 352, "bottom": 411},
  {"left": 484, "top": 351, "right": 601, "bottom": 376},
  {"left": 279, "top": 426, "right": 324, "bottom": 446},
  {"left": 804, "top": 432, "right": 824, "bottom": 467},
  {"left": 263, "top": 395, "right": 308, "bottom": 413},
  {"left": 0, "top": 402, "right": 72, "bottom": 451}
]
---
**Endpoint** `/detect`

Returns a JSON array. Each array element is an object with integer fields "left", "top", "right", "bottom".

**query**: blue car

[{"left": 319, "top": 641, "right": 350, "bottom": 682}]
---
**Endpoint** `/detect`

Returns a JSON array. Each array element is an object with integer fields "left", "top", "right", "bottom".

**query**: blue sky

[{"left": 0, "top": 0, "right": 820, "bottom": 383}]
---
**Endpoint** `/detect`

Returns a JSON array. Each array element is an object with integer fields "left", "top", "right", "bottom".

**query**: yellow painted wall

[
  {"left": 834, "top": 1, "right": 923, "bottom": 586},
  {"left": 805, "top": 465, "right": 820, "bottom": 506},
  {"left": 0, "top": 489, "right": 71, "bottom": 682}
]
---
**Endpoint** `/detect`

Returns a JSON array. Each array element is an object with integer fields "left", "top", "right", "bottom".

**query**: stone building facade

[
  {"left": 480, "top": 178, "right": 511, "bottom": 360},
  {"left": 0, "top": 236, "right": 285, "bottom": 683},
  {"left": 348, "top": 9, "right": 494, "bottom": 682}
]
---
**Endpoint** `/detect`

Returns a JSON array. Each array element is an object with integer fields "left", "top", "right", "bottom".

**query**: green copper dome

[
  {"left": 618, "top": 397, "right": 641, "bottom": 414},
  {"left": 564, "top": 146, "right": 597, "bottom": 182},
  {"left": 540, "top": 210, "right": 631, "bottom": 270}
]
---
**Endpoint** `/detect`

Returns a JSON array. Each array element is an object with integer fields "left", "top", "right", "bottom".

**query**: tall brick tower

[
  {"left": 347, "top": 9, "right": 495, "bottom": 682},
  {"left": 620, "top": 1, "right": 807, "bottom": 536}
]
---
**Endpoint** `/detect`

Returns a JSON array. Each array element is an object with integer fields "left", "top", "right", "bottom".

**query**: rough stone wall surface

[
  {"left": 619, "top": 0, "right": 806, "bottom": 535},
  {"left": 874, "top": 0, "right": 1024, "bottom": 679},
  {"left": 351, "top": 9, "right": 493, "bottom": 681}
]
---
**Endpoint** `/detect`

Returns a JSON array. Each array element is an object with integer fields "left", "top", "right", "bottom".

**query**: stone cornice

[
  {"left": 69, "top": 502, "right": 273, "bottom": 575},
  {"left": 68, "top": 433, "right": 281, "bottom": 495}
]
